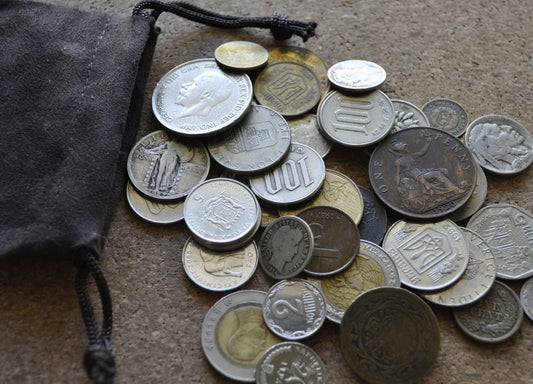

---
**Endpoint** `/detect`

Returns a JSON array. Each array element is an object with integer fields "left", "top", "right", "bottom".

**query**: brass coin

[{"left": 214, "top": 41, "right": 269, "bottom": 71}]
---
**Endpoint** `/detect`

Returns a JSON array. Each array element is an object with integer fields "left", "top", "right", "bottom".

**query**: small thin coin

[
  {"left": 453, "top": 280, "right": 523, "bottom": 343},
  {"left": 448, "top": 162, "right": 487, "bottom": 222},
  {"left": 182, "top": 237, "right": 258, "bottom": 292},
  {"left": 391, "top": 99, "right": 430, "bottom": 133},
  {"left": 262, "top": 279, "right": 327, "bottom": 340},
  {"left": 259, "top": 216, "right": 314, "bottom": 280},
  {"left": 126, "top": 181, "right": 184, "bottom": 224},
  {"left": 214, "top": 41, "right": 269, "bottom": 71},
  {"left": 340, "top": 286, "right": 440, "bottom": 384},
  {"left": 255, "top": 341, "right": 327, "bottom": 384},
  {"left": 327, "top": 59, "right": 387, "bottom": 92},
  {"left": 288, "top": 114, "right": 332, "bottom": 158},
  {"left": 254, "top": 61, "right": 322, "bottom": 117},
  {"left": 357, "top": 186, "right": 388, "bottom": 245},
  {"left": 422, "top": 98, "right": 469, "bottom": 137},
  {"left": 519, "top": 276, "right": 533, "bottom": 321},
  {"left": 201, "top": 290, "right": 281, "bottom": 382},
  {"left": 127, "top": 130, "right": 210, "bottom": 201}
]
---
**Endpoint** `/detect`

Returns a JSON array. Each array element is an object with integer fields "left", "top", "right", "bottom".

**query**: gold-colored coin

[{"left": 214, "top": 40, "right": 269, "bottom": 71}]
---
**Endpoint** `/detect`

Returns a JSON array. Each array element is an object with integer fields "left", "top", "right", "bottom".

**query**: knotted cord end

[
  {"left": 270, "top": 12, "right": 317, "bottom": 41},
  {"left": 84, "top": 339, "right": 116, "bottom": 384}
]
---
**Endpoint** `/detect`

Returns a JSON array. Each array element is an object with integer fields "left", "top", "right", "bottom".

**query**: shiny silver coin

[
  {"left": 207, "top": 104, "right": 291, "bottom": 175},
  {"left": 152, "top": 58, "right": 252, "bottom": 137},
  {"left": 201, "top": 290, "right": 281, "bottom": 382},
  {"left": 448, "top": 162, "right": 487, "bottom": 222},
  {"left": 288, "top": 114, "right": 332, "bottom": 158},
  {"left": 255, "top": 341, "right": 327, "bottom": 384},
  {"left": 214, "top": 40, "right": 269, "bottom": 71},
  {"left": 259, "top": 216, "right": 314, "bottom": 280},
  {"left": 358, "top": 186, "right": 388, "bottom": 245},
  {"left": 127, "top": 130, "right": 210, "bottom": 200},
  {"left": 263, "top": 278, "right": 327, "bottom": 340},
  {"left": 340, "top": 286, "right": 440, "bottom": 384},
  {"left": 327, "top": 59, "right": 386, "bottom": 92},
  {"left": 464, "top": 114, "right": 533, "bottom": 175},
  {"left": 453, "top": 280, "right": 523, "bottom": 343},
  {"left": 183, "top": 178, "right": 261, "bottom": 251},
  {"left": 126, "top": 181, "right": 184, "bottom": 224},
  {"left": 422, "top": 98, "right": 469, "bottom": 137},
  {"left": 249, "top": 143, "right": 326, "bottom": 207},
  {"left": 391, "top": 99, "right": 430, "bottom": 133},
  {"left": 466, "top": 203, "right": 533, "bottom": 280},
  {"left": 519, "top": 276, "right": 533, "bottom": 321},
  {"left": 317, "top": 89, "right": 394, "bottom": 147}
]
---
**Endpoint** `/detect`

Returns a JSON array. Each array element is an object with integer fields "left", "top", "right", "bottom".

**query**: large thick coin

[
  {"left": 255, "top": 341, "right": 327, "bottom": 384},
  {"left": 382, "top": 219, "right": 469, "bottom": 291},
  {"left": 207, "top": 105, "right": 291, "bottom": 174},
  {"left": 259, "top": 216, "right": 314, "bottom": 280},
  {"left": 519, "top": 276, "right": 533, "bottom": 321},
  {"left": 391, "top": 99, "right": 430, "bottom": 133},
  {"left": 201, "top": 290, "right": 281, "bottom": 382},
  {"left": 249, "top": 143, "right": 326, "bottom": 207},
  {"left": 288, "top": 114, "right": 332, "bottom": 158},
  {"left": 152, "top": 58, "right": 253, "bottom": 137},
  {"left": 422, "top": 98, "right": 469, "bottom": 137},
  {"left": 254, "top": 61, "right": 322, "bottom": 117},
  {"left": 317, "top": 89, "right": 394, "bottom": 147},
  {"left": 183, "top": 178, "right": 261, "bottom": 251},
  {"left": 340, "top": 286, "right": 440, "bottom": 384},
  {"left": 466, "top": 203, "right": 533, "bottom": 280},
  {"left": 327, "top": 60, "right": 386, "bottom": 92},
  {"left": 182, "top": 237, "right": 258, "bottom": 291},
  {"left": 464, "top": 114, "right": 533, "bottom": 175},
  {"left": 297, "top": 206, "right": 360, "bottom": 276},
  {"left": 127, "top": 130, "right": 210, "bottom": 200},
  {"left": 448, "top": 162, "right": 487, "bottom": 222},
  {"left": 420, "top": 227, "right": 497, "bottom": 307},
  {"left": 369, "top": 127, "right": 476, "bottom": 219},
  {"left": 262, "top": 279, "right": 326, "bottom": 340},
  {"left": 453, "top": 280, "right": 523, "bottom": 343},
  {"left": 357, "top": 186, "right": 388, "bottom": 245},
  {"left": 126, "top": 181, "right": 184, "bottom": 224},
  {"left": 214, "top": 41, "right": 269, "bottom": 71}
]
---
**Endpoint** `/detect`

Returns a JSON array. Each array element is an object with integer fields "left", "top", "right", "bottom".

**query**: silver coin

[
  {"left": 288, "top": 114, "right": 332, "bottom": 158},
  {"left": 207, "top": 104, "right": 291, "bottom": 174},
  {"left": 259, "top": 216, "right": 314, "bottom": 280},
  {"left": 448, "top": 162, "right": 487, "bottom": 222},
  {"left": 422, "top": 98, "right": 469, "bottom": 137},
  {"left": 214, "top": 40, "right": 269, "bottom": 71},
  {"left": 464, "top": 114, "right": 533, "bottom": 175},
  {"left": 519, "top": 276, "right": 533, "bottom": 321},
  {"left": 317, "top": 89, "right": 394, "bottom": 147},
  {"left": 327, "top": 60, "right": 386, "bottom": 92},
  {"left": 126, "top": 181, "right": 184, "bottom": 224},
  {"left": 152, "top": 58, "right": 253, "bottom": 137},
  {"left": 263, "top": 278, "right": 326, "bottom": 340},
  {"left": 420, "top": 227, "right": 497, "bottom": 307},
  {"left": 201, "top": 290, "right": 281, "bottom": 382},
  {"left": 466, "top": 203, "right": 533, "bottom": 280},
  {"left": 182, "top": 237, "right": 258, "bottom": 292},
  {"left": 453, "top": 280, "right": 523, "bottom": 343},
  {"left": 127, "top": 130, "right": 210, "bottom": 200},
  {"left": 382, "top": 219, "right": 470, "bottom": 291},
  {"left": 255, "top": 341, "right": 328, "bottom": 384},
  {"left": 358, "top": 186, "right": 388, "bottom": 245},
  {"left": 249, "top": 143, "right": 326, "bottom": 207},
  {"left": 183, "top": 178, "right": 261, "bottom": 251},
  {"left": 391, "top": 99, "right": 430, "bottom": 133}
]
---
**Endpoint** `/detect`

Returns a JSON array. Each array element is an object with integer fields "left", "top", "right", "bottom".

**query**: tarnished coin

[
  {"left": 453, "top": 280, "right": 523, "bottom": 343},
  {"left": 466, "top": 203, "right": 533, "bottom": 280},
  {"left": 127, "top": 130, "right": 210, "bottom": 200},
  {"left": 340, "top": 286, "right": 440, "bottom": 384},
  {"left": 260, "top": 203, "right": 280, "bottom": 228},
  {"left": 358, "top": 186, "right": 388, "bottom": 245},
  {"left": 520, "top": 276, "right": 533, "bottom": 321},
  {"left": 183, "top": 178, "right": 261, "bottom": 251},
  {"left": 126, "top": 182, "right": 184, "bottom": 224},
  {"left": 317, "top": 89, "right": 394, "bottom": 147},
  {"left": 152, "top": 58, "right": 252, "bottom": 137},
  {"left": 420, "top": 227, "right": 497, "bottom": 307},
  {"left": 263, "top": 279, "right": 326, "bottom": 340},
  {"left": 255, "top": 341, "right": 327, "bottom": 384},
  {"left": 182, "top": 237, "right": 258, "bottom": 291},
  {"left": 254, "top": 61, "right": 322, "bottom": 117},
  {"left": 279, "top": 169, "right": 364, "bottom": 225},
  {"left": 249, "top": 143, "right": 326, "bottom": 207},
  {"left": 214, "top": 41, "right": 269, "bottom": 71},
  {"left": 297, "top": 206, "right": 360, "bottom": 276},
  {"left": 201, "top": 290, "right": 281, "bottom": 382},
  {"left": 391, "top": 99, "right": 430, "bottom": 133},
  {"left": 327, "top": 60, "right": 386, "bottom": 92},
  {"left": 382, "top": 219, "right": 469, "bottom": 291},
  {"left": 448, "top": 162, "right": 487, "bottom": 222},
  {"left": 464, "top": 114, "right": 533, "bottom": 175},
  {"left": 288, "top": 114, "right": 332, "bottom": 158},
  {"left": 422, "top": 98, "right": 469, "bottom": 137},
  {"left": 259, "top": 216, "right": 314, "bottom": 280},
  {"left": 369, "top": 127, "right": 477, "bottom": 219},
  {"left": 207, "top": 105, "right": 291, "bottom": 174}
]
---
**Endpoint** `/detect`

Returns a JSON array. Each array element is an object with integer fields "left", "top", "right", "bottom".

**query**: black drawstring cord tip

[{"left": 84, "top": 339, "right": 116, "bottom": 384}]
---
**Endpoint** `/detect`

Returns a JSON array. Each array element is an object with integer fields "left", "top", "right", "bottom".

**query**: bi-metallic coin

[
  {"left": 214, "top": 41, "right": 269, "bottom": 71},
  {"left": 422, "top": 98, "right": 469, "bottom": 137},
  {"left": 327, "top": 59, "right": 387, "bottom": 92}
]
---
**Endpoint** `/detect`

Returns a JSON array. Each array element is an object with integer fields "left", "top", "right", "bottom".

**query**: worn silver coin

[
  {"left": 448, "top": 162, "right": 487, "bottom": 222},
  {"left": 422, "top": 98, "right": 469, "bottom": 137},
  {"left": 327, "top": 59, "right": 386, "bottom": 92},
  {"left": 391, "top": 99, "right": 430, "bottom": 133},
  {"left": 519, "top": 276, "right": 533, "bottom": 321},
  {"left": 126, "top": 181, "right": 184, "bottom": 224},
  {"left": 214, "top": 40, "right": 269, "bottom": 71},
  {"left": 288, "top": 114, "right": 332, "bottom": 158}
]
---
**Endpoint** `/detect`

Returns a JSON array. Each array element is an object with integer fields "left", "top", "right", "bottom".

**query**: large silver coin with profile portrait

[{"left": 152, "top": 58, "right": 253, "bottom": 137}]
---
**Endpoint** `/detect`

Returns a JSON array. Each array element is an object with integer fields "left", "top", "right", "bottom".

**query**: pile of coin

[{"left": 126, "top": 39, "right": 533, "bottom": 383}]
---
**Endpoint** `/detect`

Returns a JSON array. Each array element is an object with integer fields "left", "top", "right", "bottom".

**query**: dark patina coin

[
  {"left": 358, "top": 186, "right": 388, "bottom": 245},
  {"left": 369, "top": 127, "right": 476, "bottom": 219}
]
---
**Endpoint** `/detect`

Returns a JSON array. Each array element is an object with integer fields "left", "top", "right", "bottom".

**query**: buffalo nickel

[
  {"left": 422, "top": 98, "right": 469, "bottom": 137},
  {"left": 327, "top": 60, "right": 386, "bottom": 92},
  {"left": 214, "top": 41, "right": 269, "bottom": 71},
  {"left": 126, "top": 181, "right": 184, "bottom": 224}
]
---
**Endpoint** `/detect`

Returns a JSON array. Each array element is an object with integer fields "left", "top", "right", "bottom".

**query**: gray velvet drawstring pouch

[{"left": 0, "top": 1, "right": 315, "bottom": 383}]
